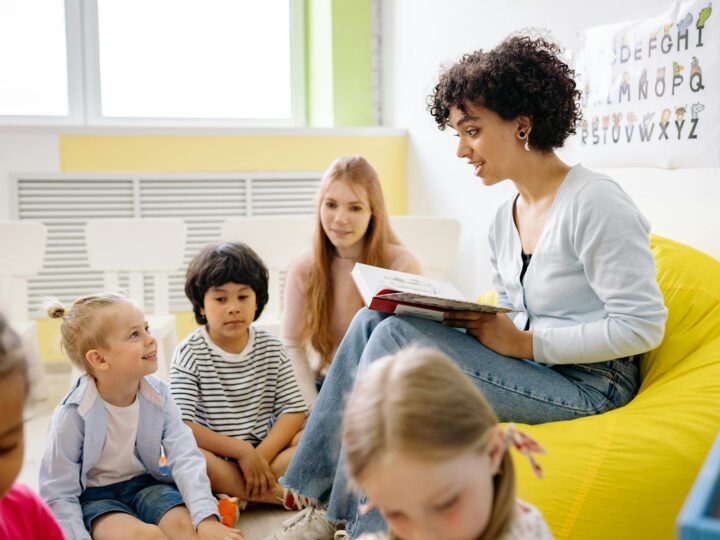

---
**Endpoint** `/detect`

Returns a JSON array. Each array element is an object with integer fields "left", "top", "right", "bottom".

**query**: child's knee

[
  {"left": 158, "top": 506, "right": 194, "bottom": 538},
  {"left": 133, "top": 524, "right": 167, "bottom": 540},
  {"left": 201, "top": 451, "right": 244, "bottom": 493}
]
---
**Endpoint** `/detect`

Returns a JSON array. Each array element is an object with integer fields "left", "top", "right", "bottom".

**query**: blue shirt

[
  {"left": 39, "top": 375, "right": 219, "bottom": 539},
  {"left": 489, "top": 164, "right": 668, "bottom": 365}
]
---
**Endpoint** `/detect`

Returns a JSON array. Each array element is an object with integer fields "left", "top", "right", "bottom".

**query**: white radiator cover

[{"left": 9, "top": 172, "right": 321, "bottom": 315}]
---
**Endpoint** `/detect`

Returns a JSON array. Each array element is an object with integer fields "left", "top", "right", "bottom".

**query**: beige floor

[{"left": 21, "top": 371, "right": 295, "bottom": 540}]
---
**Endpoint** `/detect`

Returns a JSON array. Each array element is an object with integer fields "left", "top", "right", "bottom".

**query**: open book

[{"left": 351, "top": 262, "right": 515, "bottom": 321}]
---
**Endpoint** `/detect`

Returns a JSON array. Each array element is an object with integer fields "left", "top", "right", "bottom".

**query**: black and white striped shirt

[{"left": 170, "top": 326, "right": 307, "bottom": 445}]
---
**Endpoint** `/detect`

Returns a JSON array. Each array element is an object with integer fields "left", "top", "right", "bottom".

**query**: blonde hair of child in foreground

[{"left": 341, "top": 346, "right": 554, "bottom": 540}]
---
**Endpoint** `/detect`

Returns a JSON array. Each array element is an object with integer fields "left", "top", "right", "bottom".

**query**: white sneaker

[
  {"left": 334, "top": 532, "right": 351, "bottom": 539},
  {"left": 261, "top": 506, "right": 337, "bottom": 540}
]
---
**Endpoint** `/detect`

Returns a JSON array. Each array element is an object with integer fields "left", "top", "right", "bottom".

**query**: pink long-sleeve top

[
  {"left": 281, "top": 244, "right": 422, "bottom": 404},
  {"left": 1, "top": 484, "right": 65, "bottom": 540}
]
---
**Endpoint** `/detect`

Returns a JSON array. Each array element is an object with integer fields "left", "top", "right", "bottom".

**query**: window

[
  {"left": 0, "top": 0, "right": 304, "bottom": 126},
  {"left": 0, "top": 0, "right": 72, "bottom": 120}
]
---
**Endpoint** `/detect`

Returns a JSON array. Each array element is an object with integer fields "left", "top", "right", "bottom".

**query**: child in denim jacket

[{"left": 39, "top": 292, "right": 243, "bottom": 540}]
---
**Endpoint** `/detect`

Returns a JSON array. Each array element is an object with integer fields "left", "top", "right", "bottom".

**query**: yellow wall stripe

[{"left": 59, "top": 134, "right": 407, "bottom": 213}]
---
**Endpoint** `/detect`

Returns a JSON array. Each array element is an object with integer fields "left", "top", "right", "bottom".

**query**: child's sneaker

[
  {"left": 261, "top": 506, "right": 336, "bottom": 540},
  {"left": 217, "top": 493, "right": 245, "bottom": 527}
]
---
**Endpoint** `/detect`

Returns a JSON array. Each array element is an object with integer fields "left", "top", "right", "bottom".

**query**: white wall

[
  {"left": 0, "top": 133, "right": 59, "bottom": 220},
  {"left": 382, "top": 0, "right": 718, "bottom": 296},
  {"left": 0, "top": 134, "right": 58, "bottom": 322},
  {"left": 597, "top": 167, "right": 720, "bottom": 257}
]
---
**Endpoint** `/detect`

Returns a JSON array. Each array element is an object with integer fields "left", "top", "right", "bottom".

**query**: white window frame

[
  {"left": 0, "top": 0, "right": 305, "bottom": 128},
  {"left": 0, "top": 0, "right": 84, "bottom": 126}
]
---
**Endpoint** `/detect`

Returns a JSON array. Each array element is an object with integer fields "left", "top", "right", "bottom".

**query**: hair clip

[{"left": 502, "top": 423, "right": 546, "bottom": 478}]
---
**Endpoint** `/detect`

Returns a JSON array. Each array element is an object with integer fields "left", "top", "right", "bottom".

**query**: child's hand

[
  {"left": 197, "top": 516, "right": 244, "bottom": 540},
  {"left": 236, "top": 446, "right": 276, "bottom": 499}
]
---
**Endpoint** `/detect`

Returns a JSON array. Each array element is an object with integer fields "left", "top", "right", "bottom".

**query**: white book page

[{"left": 351, "top": 263, "right": 466, "bottom": 301}]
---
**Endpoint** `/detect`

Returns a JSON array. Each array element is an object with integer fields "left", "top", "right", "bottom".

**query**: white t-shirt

[{"left": 86, "top": 397, "right": 147, "bottom": 487}]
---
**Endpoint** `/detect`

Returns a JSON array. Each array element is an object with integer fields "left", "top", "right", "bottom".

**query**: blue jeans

[
  {"left": 281, "top": 309, "right": 639, "bottom": 536},
  {"left": 79, "top": 473, "right": 185, "bottom": 531}
]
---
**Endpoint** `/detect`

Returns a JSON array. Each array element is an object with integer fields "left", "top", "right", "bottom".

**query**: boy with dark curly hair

[
  {"left": 262, "top": 33, "right": 666, "bottom": 540},
  {"left": 170, "top": 242, "right": 307, "bottom": 510}
]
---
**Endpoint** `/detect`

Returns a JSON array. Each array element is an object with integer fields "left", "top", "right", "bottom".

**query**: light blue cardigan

[
  {"left": 489, "top": 164, "right": 668, "bottom": 365},
  {"left": 39, "top": 374, "right": 219, "bottom": 540}
]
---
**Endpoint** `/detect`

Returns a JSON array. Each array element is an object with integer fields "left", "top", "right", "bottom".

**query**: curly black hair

[
  {"left": 185, "top": 242, "right": 269, "bottom": 324},
  {"left": 428, "top": 35, "right": 582, "bottom": 152}
]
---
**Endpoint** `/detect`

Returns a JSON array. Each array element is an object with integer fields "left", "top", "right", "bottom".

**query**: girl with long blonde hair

[
  {"left": 280, "top": 156, "right": 421, "bottom": 405},
  {"left": 340, "top": 347, "right": 552, "bottom": 540}
]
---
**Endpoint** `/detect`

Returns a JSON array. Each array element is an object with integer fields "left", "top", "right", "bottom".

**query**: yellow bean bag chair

[{"left": 507, "top": 236, "right": 720, "bottom": 539}]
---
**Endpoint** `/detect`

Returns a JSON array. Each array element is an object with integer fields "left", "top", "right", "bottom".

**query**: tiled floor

[{"left": 21, "top": 371, "right": 294, "bottom": 540}]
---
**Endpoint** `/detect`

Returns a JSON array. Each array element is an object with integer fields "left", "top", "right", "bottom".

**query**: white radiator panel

[{"left": 11, "top": 173, "right": 321, "bottom": 315}]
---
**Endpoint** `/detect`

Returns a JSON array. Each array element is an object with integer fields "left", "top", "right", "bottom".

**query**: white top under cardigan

[
  {"left": 489, "top": 164, "right": 667, "bottom": 365},
  {"left": 85, "top": 398, "right": 146, "bottom": 487}
]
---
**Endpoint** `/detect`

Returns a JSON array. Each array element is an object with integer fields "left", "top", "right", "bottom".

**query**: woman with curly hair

[{"left": 263, "top": 34, "right": 667, "bottom": 540}]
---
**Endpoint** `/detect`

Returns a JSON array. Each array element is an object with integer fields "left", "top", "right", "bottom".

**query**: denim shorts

[{"left": 79, "top": 473, "right": 185, "bottom": 531}]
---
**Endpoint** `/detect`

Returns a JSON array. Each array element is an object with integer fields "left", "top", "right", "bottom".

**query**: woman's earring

[{"left": 519, "top": 131, "right": 530, "bottom": 151}]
